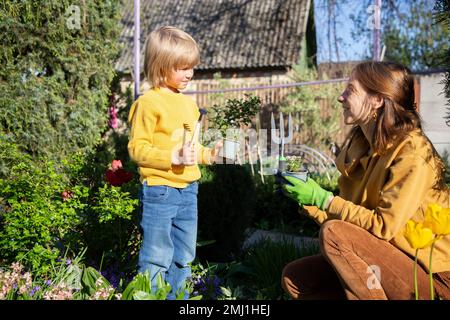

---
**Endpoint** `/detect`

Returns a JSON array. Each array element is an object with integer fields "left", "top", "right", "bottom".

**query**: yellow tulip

[
  {"left": 423, "top": 204, "right": 450, "bottom": 236},
  {"left": 404, "top": 220, "right": 434, "bottom": 249}
]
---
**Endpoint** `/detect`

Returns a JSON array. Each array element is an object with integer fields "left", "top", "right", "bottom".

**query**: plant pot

[
  {"left": 285, "top": 170, "right": 308, "bottom": 182},
  {"left": 218, "top": 139, "right": 240, "bottom": 160}
]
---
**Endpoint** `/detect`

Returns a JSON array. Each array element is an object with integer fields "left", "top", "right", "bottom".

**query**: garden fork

[{"left": 271, "top": 112, "right": 293, "bottom": 173}]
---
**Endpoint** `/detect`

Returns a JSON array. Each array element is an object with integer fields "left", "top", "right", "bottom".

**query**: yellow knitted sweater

[{"left": 128, "top": 88, "right": 212, "bottom": 188}]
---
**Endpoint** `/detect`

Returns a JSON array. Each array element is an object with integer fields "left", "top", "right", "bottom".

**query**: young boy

[{"left": 128, "top": 26, "right": 222, "bottom": 299}]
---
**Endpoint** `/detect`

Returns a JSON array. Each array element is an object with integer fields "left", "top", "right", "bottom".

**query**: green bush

[
  {"left": 81, "top": 182, "right": 140, "bottom": 270},
  {"left": 197, "top": 164, "right": 256, "bottom": 262},
  {"left": 0, "top": 153, "right": 89, "bottom": 277},
  {"left": 0, "top": 0, "right": 121, "bottom": 165},
  {"left": 0, "top": 139, "right": 141, "bottom": 278}
]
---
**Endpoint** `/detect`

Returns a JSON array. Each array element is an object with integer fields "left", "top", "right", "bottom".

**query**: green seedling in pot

[
  {"left": 286, "top": 156, "right": 304, "bottom": 173},
  {"left": 209, "top": 95, "right": 261, "bottom": 161}
]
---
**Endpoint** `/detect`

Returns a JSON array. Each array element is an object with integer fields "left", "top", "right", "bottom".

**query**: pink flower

[
  {"left": 108, "top": 93, "right": 118, "bottom": 129},
  {"left": 43, "top": 283, "right": 73, "bottom": 300},
  {"left": 111, "top": 160, "right": 123, "bottom": 171},
  {"left": 108, "top": 106, "right": 118, "bottom": 129},
  {"left": 61, "top": 190, "right": 73, "bottom": 201}
]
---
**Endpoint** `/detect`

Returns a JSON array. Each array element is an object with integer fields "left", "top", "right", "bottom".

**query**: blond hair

[{"left": 143, "top": 26, "right": 200, "bottom": 88}]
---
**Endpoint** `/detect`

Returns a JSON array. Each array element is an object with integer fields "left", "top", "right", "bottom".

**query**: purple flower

[
  {"left": 45, "top": 280, "right": 51, "bottom": 286},
  {"left": 192, "top": 275, "right": 222, "bottom": 299},
  {"left": 30, "top": 286, "right": 41, "bottom": 296},
  {"left": 66, "top": 259, "right": 72, "bottom": 265},
  {"left": 99, "top": 264, "right": 123, "bottom": 289}
]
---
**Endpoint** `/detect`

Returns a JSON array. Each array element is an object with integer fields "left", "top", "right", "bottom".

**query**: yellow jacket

[
  {"left": 304, "top": 129, "right": 450, "bottom": 272},
  {"left": 128, "top": 88, "right": 212, "bottom": 188}
]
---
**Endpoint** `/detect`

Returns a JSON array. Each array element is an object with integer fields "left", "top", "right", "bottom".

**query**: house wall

[{"left": 418, "top": 72, "right": 450, "bottom": 162}]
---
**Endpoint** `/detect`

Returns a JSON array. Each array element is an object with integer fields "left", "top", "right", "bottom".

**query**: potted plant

[
  {"left": 284, "top": 155, "right": 308, "bottom": 181},
  {"left": 208, "top": 94, "right": 261, "bottom": 161}
]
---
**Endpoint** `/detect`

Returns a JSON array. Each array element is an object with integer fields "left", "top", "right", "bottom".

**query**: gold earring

[{"left": 372, "top": 111, "right": 378, "bottom": 120}]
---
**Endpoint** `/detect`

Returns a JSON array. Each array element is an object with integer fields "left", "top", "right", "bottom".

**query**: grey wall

[{"left": 419, "top": 72, "right": 450, "bottom": 162}]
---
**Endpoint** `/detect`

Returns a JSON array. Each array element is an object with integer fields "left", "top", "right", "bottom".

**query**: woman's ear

[{"left": 371, "top": 94, "right": 384, "bottom": 110}]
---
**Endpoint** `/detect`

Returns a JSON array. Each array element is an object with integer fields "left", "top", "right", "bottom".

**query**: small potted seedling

[
  {"left": 209, "top": 94, "right": 261, "bottom": 161},
  {"left": 284, "top": 155, "right": 308, "bottom": 181}
]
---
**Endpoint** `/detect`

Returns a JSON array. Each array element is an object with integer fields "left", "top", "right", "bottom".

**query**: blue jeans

[{"left": 137, "top": 181, "right": 198, "bottom": 300}]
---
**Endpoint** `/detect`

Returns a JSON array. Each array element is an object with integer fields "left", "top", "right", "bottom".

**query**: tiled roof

[{"left": 115, "top": 0, "right": 311, "bottom": 73}]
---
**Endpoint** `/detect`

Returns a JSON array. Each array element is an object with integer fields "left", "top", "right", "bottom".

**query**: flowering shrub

[
  {"left": 0, "top": 151, "right": 140, "bottom": 278},
  {"left": 0, "top": 251, "right": 120, "bottom": 301},
  {"left": 99, "top": 261, "right": 127, "bottom": 289},
  {"left": 189, "top": 261, "right": 244, "bottom": 300},
  {"left": 0, "top": 158, "right": 89, "bottom": 277}
]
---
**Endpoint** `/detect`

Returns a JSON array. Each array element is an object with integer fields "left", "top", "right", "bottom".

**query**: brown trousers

[{"left": 281, "top": 220, "right": 450, "bottom": 300}]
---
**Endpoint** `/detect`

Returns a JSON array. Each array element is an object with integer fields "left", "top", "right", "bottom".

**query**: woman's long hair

[
  {"left": 344, "top": 61, "right": 447, "bottom": 188},
  {"left": 354, "top": 61, "right": 420, "bottom": 153}
]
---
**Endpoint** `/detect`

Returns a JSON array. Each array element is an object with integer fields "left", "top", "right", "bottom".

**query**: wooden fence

[{"left": 190, "top": 79, "right": 351, "bottom": 153}]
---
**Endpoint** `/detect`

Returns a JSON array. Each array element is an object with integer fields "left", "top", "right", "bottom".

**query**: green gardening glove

[{"left": 281, "top": 174, "right": 334, "bottom": 210}]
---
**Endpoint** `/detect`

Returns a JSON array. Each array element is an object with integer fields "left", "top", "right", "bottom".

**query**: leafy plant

[
  {"left": 285, "top": 156, "right": 304, "bottom": 172},
  {"left": 433, "top": 0, "right": 450, "bottom": 124},
  {"left": 92, "top": 184, "right": 138, "bottom": 223},
  {"left": 121, "top": 271, "right": 201, "bottom": 300},
  {"left": 209, "top": 94, "right": 261, "bottom": 139},
  {"left": 309, "top": 171, "right": 340, "bottom": 195}
]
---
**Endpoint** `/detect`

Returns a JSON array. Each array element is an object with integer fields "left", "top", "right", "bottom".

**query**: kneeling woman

[{"left": 280, "top": 61, "right": 450, "bottom": 300}]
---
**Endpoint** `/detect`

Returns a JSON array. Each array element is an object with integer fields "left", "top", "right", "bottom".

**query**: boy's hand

[
  {"left": 172, "top": 142, "right": 197, "bottom": 166},
  {"left": 210, "top": 140, "right": 224, "bottom": 163}
]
